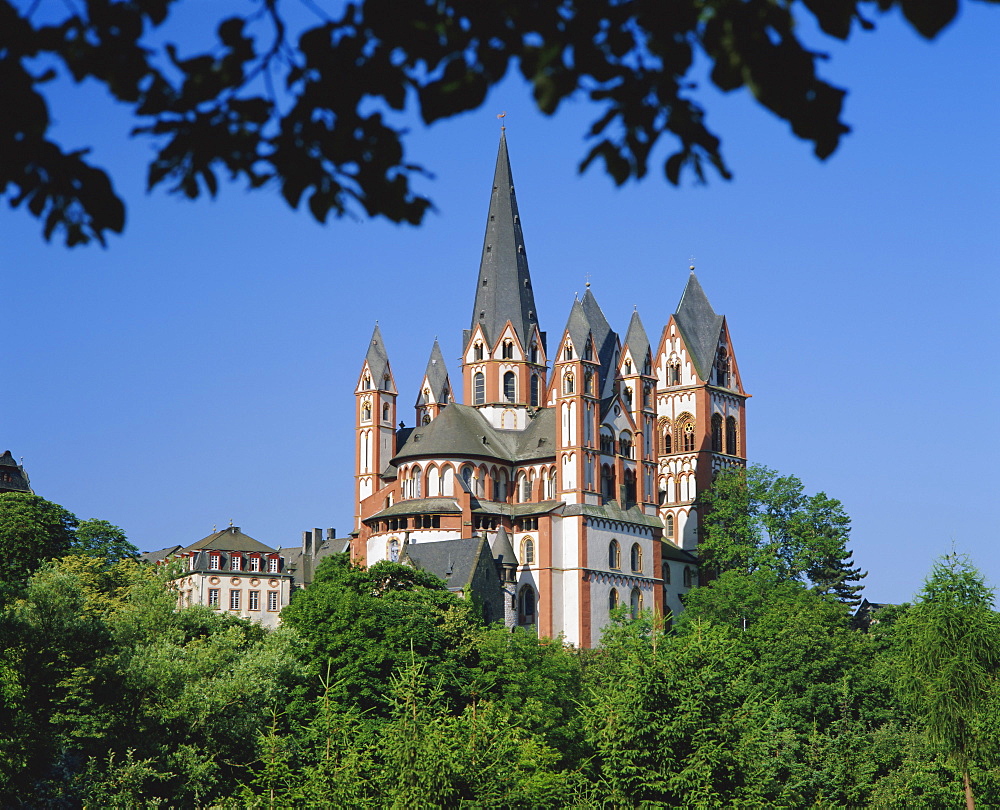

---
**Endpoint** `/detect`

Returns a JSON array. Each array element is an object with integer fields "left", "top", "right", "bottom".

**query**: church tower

[
  {"left": 461, "top": 131, "right": 547, "bottom": 431},
  {"left": 415, "top": 340, "right": 453, "bottom": 426},
  {"left": 621, "top": 310, "right": 659, "bottom": 514},
  {"left": 655, "top": 271, "right": 749, "bottom": 549},
  {"left": 355, "top": 324, "right": 398, "bottom": 531}
]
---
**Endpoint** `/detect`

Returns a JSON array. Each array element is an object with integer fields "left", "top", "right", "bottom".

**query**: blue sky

[{"left": 3, "top": 3, "right": 998, "bottom": 605}]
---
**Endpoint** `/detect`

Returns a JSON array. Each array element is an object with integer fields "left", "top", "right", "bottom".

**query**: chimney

[
  {"left": 327, "top": 528, "right": 336, "bottom": 542},
  {"left": 302, "top": 530, "right": 313, "bottom": 557}
]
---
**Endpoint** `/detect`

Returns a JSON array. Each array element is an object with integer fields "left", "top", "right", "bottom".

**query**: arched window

[
  {"left": 623, "top": 386, "right": 633, "bottom": 408},
  {"left": 474, "top": 372, "right": 485, "bottom": 405},
  {"left": 518, "top": 585, "right": 536, "bottom": 624},
  {"left": 726, "top": 416, "right": 738, "bottom": 456},
  {"left": 584, "top": 340, "right": 594, "bottom": 361},
  {"left": 715, "top": 348, "right": 730, "bottom": 388},
  {"left": 663, "top": 562, "right": 671, "bottom": 584},
  {"left": 683, "top": 567, "right": 693, "bottom": 588},
  {"left": 411, "top": 466, "right": 422, "bottom": 499},
  {"left": 712, "top": 413, "right": 723, "bottom": 452},
  {"left": 630, "top": 587, "right": 643, "bottom": 619},
  {"left": 362, "top": 403, "right": 371, "bottom": 421},
  {"left": 585, "top": 370, "right": 595, "bottom": 395},
  {"left": 382, "top": 403, "right": 390, "bottom": 422},
  {"left": 530, "top": 343, "right": 539, "bottom": 363},
  {"left": 619, "top": 431, "right": 633, "bottom": 458},
  {"left": 665, "top": 513, "right": 675, "bottom": 539},
  {"left": 609, "top": 588, "right": 619, "bottom": 611},
  {"left": 663, "top": 432, "right": 672, "bottom": 454},
  {"left": 548, "top": 469, "right": 557, "bottom": 498},
  {"left": 521, "top": 536, "right": 535, "bottom": 565},
  {"left": 624, "top": 470, "right": 637, "bottom": 504},
  {"left": 474, "top": 343, "right": 484, "bottom": 361},
  {"left": 502, "top": 340, "right": 514, "bottom": 359},
  {"left": 564, "top": 345, "right": 573, "bottom": 361},
  {"left": 683, "top": 423, "right": 696, "bottom": 452},
  {"left": 362, "top": 374, "right": 372, "bottom": 390},
  {"left": 668, "top": 361, "right": 681, "bottom": 386},
  {"left": 520, "top": 473, "right": 532, "bottom": 503},
  {"left": 503, "top": 371, "right": 516, "bottom": 402},
  {"left": 624, "top": 360, "right": 632, "bottom": 375},
  {"left": 388, "top": 537, "right": 400, "bottom": 562},
  {"left": 422, "top": 413, "right": 431, "bottom": 425},
  {"left": 630, "top": 542, "right": 643, "bottom": 572},
  {"left": 530, "top": 375, "right": 540, "bottom": 406},
  {"left": 462, "top": 465, "right": 473, "bottom": 490},
  {"left": 609, "top": 539, "right": 621, "bottom": 569},
  {"left": 600, "top": 428, "right": 615, "bottom": 455},
  {"left": 601, "top": 465, "right": 616, "bottom": 502},
  {"left": 563, "top": 372, "right": 575, "bottom": 394}
]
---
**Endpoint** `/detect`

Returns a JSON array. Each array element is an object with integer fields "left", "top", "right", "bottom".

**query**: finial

[
  {"left": 229, "top": 518, "right": 234, "bottom": 527},
  {"left": 213, "top": 523, "right": 217, "bottom": 533},
  {"left": 688, "top": 254, "right": 696, "bottom": 271},
  {"left": 585, "top": 272, "right": 591, "bottom": 288},
  {"left": 497, "top": 111, "right": 506, "bottom": 131}
]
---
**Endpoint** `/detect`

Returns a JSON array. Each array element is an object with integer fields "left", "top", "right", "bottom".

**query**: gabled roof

[
  {"left": 400, "top": 536, "right": 490, "bottom": 593},
  {"left": 420, "top": 340, "right": 450, "bottom": 403},
  {"left": 673, "top": 272, "right": 724, "bottom": 381},
  {"left": 464, "top": 131, "right": 539, "bottom": 351},
  {"left": 622, "top": 310, "right": 652, "bottom": 371},
  {"left": 363, "top": 324, "right": 393, "bottom": 391},
  {"left": 182, "top": 526, "right": 278, "bottom": 554}
]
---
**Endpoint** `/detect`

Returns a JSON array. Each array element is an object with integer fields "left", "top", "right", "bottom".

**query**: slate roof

[
  {"left": 622, "top": 310, "right": 652, "bottom": 371},
  {"left": 673, "top": 272, "right": 724, "bottom": 381},
  {"left": 420, "top": 340, "right": 451, "bottom": 403},
  {"left": 0, "top": 450, "right": 32, "bottom": 493},
  {"left": 393, "top": 404, "right": 556, "bottom": 465},
  {"left": 140, "top": 545, "right": 183, "bottom": 564},
  {"left": 662, "top": 543, "right": 699, "bottom": 563},
  {"left": 181, "top": 526, "right": 278, "bottom": 554},
  {"left": 490, "top": 526, "right": 518, "bottom": 566},
  {"left": 363, "top": 324, "right": 394, "bottom": 391},
  {"left": 368, "top": 497, "right": 462, "bottom": 519},
  {"left": 581, "top": 289, "right": 620, "bottom": 400},
  {"left": 563, "top": 501, "right": 664, "bottom": 529},
  {"left": 464, "top": 131, "right": 540, "bottom": 351},
  {"left": 400, "top": 536, "right": 490, "bottom": 593}
]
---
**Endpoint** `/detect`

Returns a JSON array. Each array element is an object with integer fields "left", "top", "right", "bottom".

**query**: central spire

[{"left": 463, "top": 131, "right": 539, "bottom": 351}]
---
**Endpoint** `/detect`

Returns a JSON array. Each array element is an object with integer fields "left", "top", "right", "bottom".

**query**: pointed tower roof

[
  {"left": 673, "top": 272, "right": 724, "bottom": 381},
  {"left": 363, "top": 324, "right": 393, "bottom": 391},
  {"left": 464, "top": 131, "right": 539, "bottom": 351},
  {"left": 0, "top": 450, "right": 32, "bottom": 494},
  {"left": 623, "top": 310, "right": 652, "bottom": 370},
  {"left": 490, "top": 525, "right": 518, "bottom": 566},
  {"left": 421, "top": 340, "right": 450, "bottom": 402},
  {"left": 581, "top": 288, "right": 619, "bottom": 400}
]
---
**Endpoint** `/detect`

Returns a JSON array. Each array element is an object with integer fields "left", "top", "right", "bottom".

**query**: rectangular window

[
  {"left": 267, "top": 557, "right": 279, "bottom": 573},
  {"left": 229, "top": 590, "right": 240, "bottom": 610},
  {"left": 248, "top": 590, "right": 260, "bottom": 610},
  {"left": 209, "top": 554, "right": 221, "bottom": 570},
  {"left": 267, "top": 591, "right": 279, "bottom": 611},
  {"left": 208, "top": 588, "right": 219, "bottom": 607},
  {"left": 249, "top": 556, "right": 261, "bottom": 572},
  {"left": 231, "top": 556, "right": 242, "bottom": 572}
]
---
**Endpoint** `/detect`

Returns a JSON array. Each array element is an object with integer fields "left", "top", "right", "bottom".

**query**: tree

[
  {"left": 0, "top": 492, "right": 77, "bottom": 601},
  {"left": 71, "top": 518, "right": 140, "bottom": 566},
  {"left": 0, "top": 0, "right": 988, "bottom": 246},
  {"left": 895, "top": 553, "right": 1000, "bottom": 810},
  {"left": 697, "top": 465, "right": 866, "bottom": 605}
]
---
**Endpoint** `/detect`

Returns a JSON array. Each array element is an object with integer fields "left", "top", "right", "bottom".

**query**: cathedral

[{"left": 350, "top": 132, "right": 748, "bottom": 648}]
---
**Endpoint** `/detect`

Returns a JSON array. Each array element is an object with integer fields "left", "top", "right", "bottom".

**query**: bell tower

[
  {"left": 461, "top": 131, "right": 547, "bottom": 430},
  {"left": 355, "top": 324, "right": 398, "bottom": 531}
]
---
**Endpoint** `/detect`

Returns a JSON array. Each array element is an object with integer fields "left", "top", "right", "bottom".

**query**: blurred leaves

[{"left": 0, "top": 0, "right": 982, "bottom": 245}]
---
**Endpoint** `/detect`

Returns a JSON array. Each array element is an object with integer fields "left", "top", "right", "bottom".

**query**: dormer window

[
  {"left": 267, "top": 556, "right": 279, "bottom": 573},
  {"left": 250, "top": 555, "right": 261, "bottom": 572},
  {"left": 231, "top": 555, "right": 243, "bottom": 572},
  {"left": 209, "top": 553, "right": 222, "bottom": 571}
]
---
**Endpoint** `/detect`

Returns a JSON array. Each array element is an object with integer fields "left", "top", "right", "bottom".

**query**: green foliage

[
  {"left": 0, "top": 492, "right": 77, "bottom": 601},
  {"left": 0, "top": 0, "right": 982, "bottom": 245},
  {"left": 697, "top": 465, "right": 867, "bottom": 605},
  {"left": 894, "top": 553, "right": 1000, "bottom": 804},
  {"left": 71, "top": 518, "right": 139, "bottom": 566}
]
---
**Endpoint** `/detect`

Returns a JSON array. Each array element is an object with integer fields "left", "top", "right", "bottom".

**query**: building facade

[{"left": 350, "top": 133, "right": 748, "bottom": 647}]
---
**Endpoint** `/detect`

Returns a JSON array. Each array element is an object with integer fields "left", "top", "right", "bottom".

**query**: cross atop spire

[{"left": 464, "top": 131, "right": 539, "bottom": 352}]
